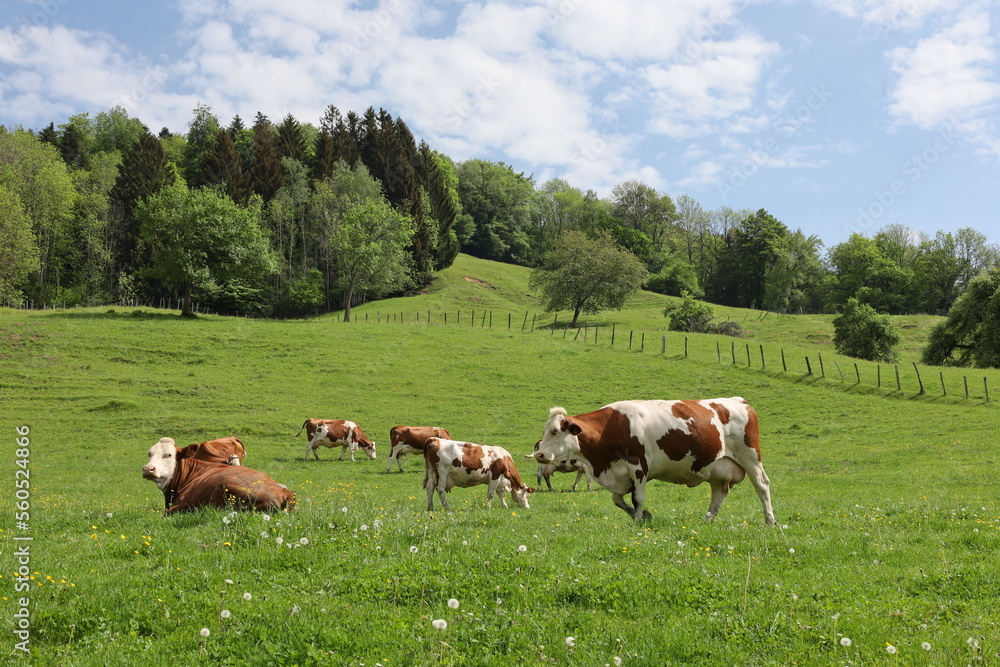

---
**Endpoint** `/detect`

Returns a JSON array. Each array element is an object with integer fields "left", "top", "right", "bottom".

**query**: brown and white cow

[
  {"left": 177, "top": 436, "right": 247, "bottom": 467},
  {"left": 531, "top": 439, "right": 593, "bottom": 491},
  {"left": 142, "top": 437, "right": 294, "bottom": 514},
  {"left": 424, "top": 438, "right": 534, "bottom": 511},
  {"left": 530, "top": 398, "right": 775, "bottom": 524},
  {"left": 295, "top": 419, "right": 376, "bottom": 461},
  {"left": 386, "top": 425, "right": 452, "bottom": 473}
]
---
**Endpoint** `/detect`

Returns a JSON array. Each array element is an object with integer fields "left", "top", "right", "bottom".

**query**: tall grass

[{"left": 2, "top": 257, "right": 999, "bottom": 665}]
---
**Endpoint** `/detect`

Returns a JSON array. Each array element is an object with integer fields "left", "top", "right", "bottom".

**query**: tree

[
  {"left": 90, "top": 106, "right": 146, "bottom": 156},
  {"left": 201, "top": 129, "right": 249, "bottom": 205},
  {"left": 529, "top": 230, "right": 648, "bottom": 326},
  {"left": 922, "top": 268, "right": 1000, "bottom": 367},
  {"left": 832, "top": 297, "right": 901, "bottom": 362},
  {"left": 181, "top": 103, "right": 220, "bottom": 188},
  {"left": 762, "top": 229, "right": 824, "bottom": 312},
  {"left": 730, "top": 209, "right": 789, "bottom": 309},
  {"left": 825, "top": 233, "right": 912, "bottom": 313},
  {"left": 0, "top": 183, "right": 39, "bottom": 302},
  {"left": 136, "top": 182, "right": 277, "bottom": 316},
  {"left": 328, "top": 197, "right": 414, "bottom": 322},
  {"left": 456, "top": 159, "right": 535, "bottom": 264},
  {"left": 418, "top": 144, "right": 461, "bottom": 270},
  {"left": 248, "top": 114, "right": 283, "bottom": 202}
]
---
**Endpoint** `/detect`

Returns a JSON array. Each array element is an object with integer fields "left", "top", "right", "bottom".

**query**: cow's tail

[{"left": 294, "top": 420, "right": 310, "bottom": 437}]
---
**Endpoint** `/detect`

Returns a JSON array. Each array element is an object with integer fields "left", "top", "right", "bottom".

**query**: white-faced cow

[
  {"left": 176, "top": 436, "right": 247, "bottom": 467},
  {"left": 386, "top": 425, "right": 452, "bottom": 473},
  {"left": 424, "top": 438, "right": 534, "bottom": 511},
  {"left": 142, "top": 437, "right": 295, "bottom": 514},
  {"left": 530, "top": 398, "right": 775, "bottom": 524},
  {"left": 295, "top": 419, "right": 376, "bottom": 461}
]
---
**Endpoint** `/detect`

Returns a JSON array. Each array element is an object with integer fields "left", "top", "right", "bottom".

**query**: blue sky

[{"left": 2, "top": 0, "right": 998, "bottom": 249}]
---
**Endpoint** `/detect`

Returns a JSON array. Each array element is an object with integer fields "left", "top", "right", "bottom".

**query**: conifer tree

[
  {"left": 277, "top": 113, "right": 307, "bottom": 164},
  {"left": 249, "top": 113, "right": 283, "bottom": 202},
  {"left": 202, "top": 129, "right": 249, "bottom": 205},
  {"left": 182, "top": 102, "right": 220, "bottom": 188},
  {"left": 58, "top": 122, "right": 90, "bottom": 169}
]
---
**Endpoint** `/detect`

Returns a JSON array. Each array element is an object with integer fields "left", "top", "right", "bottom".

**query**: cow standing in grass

[
  {"left": 296, "top": 419, "right": 376, "bottom": 461},
  {"left": 529, "top": 397, "right": 775, "bottom": 524},
  {"left": 424, "top": 438, "right": 533, "bottom": 510},
  {"left": 385, "top": 425, "right": 452, "bottom": 473}
]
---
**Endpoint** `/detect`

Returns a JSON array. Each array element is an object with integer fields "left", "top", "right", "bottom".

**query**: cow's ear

[{"left": 566, "top": 421, "right": 583, "bottom": 436}]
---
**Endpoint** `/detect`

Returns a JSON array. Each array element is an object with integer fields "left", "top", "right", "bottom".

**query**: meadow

[{"left": 2, "top": 255, "right": 999, "bottom": 666}]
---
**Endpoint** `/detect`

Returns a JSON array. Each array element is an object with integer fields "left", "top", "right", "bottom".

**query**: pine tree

[
  {"left": 277, "top": 114, "right": 307, "bottom": 164},
  {"left": 418, "top": 142, "right": 460, "bottom": 269},
  {"left": 249, "top": 114, "right": 283, "bottom": 202},
  {"left": 182, "top": 102, "right": 220, "bottom": 188},
  {"left": 202, "top": 129, "right": 249, "bottom": 205},
  {"left": 37, "top": 123, "right": 58, "bottom": 147},
  {"left": 58, "top": 122, "right": 90, "bottom": 169}
]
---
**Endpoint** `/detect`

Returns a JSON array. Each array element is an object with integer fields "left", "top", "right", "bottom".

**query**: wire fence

[{"left": 343, "top": 307, "right": 995, "bottom": 404}]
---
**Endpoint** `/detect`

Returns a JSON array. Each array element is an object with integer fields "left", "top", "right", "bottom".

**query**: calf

[
  {"left": 424, "top": 438, "right": 533, "bottom": 511},
  {"left": 385, "top": 425, "right": 452, "bottom": 473},
  {"left": 295, "top": 419, "right": 376, "bottom": 461},
  {"left": 142, "top": 437, "right": 294, "bottom": 514}
]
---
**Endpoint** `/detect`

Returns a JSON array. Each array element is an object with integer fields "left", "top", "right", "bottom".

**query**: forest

[{"left": 1, "top": 103, "right": 997, "bottom": 318}]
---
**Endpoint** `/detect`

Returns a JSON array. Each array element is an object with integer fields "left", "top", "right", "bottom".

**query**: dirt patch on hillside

[{"left": 463, "top": 276, "right": 495, "bottom": 289}]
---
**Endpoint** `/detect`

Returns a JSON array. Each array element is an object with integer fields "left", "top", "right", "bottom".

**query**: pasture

[{"left": 2, "top": 256, "right": 1000, "bottom": 665}]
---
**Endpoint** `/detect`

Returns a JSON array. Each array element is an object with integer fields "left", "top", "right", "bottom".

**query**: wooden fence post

[
  {"left": 629, "top": 330, "right": 634, "bottom": 350},
  {"left": 611, "top": 323, "right": 615, "bottom": 347},
  {"left": 940, "top": 371, "right": 946, "bottom": 397},
  {"left": 877, "top": 365, "right": 881, "bottom": 387},
  {"left": 894, "top": 364, "right": 901, "bottom": 391},
  {"left": 574, "top": 327, "right": 582, "bottom": 341},
  {"left": 595, "top": 325, "right": 599, "bottom": 345},
  {"left": 805, "top": 357, "right": 812, "bottom": 375},
  {"left": 716, "top": 341, "right": 721, "bottom": 363},
  {"left": 854, "top": 362, "right": 860, "bottom": 384},
  {"left": 641, "top": 332, "right": 645, "bottom": 352},
  {"left": 818, "top": 352, "right": 825, "bottom": 377},
  {"left": 985, "top": 377, "right": 990, "bottom": 402},
  {"left": 759, "top": 345, "right": 765, "bottom": 370},
  {"left": 835, "top": 360, "right": 844, "bottom": 382},
  {"left": 781, "top": 349, "right": 787, "bottom": 373},
  {"left": 964, "top": 376, "right": 969, "bottom": 399},
  {"left": 661, "top": 336, "right": 666, "bottom": 354},
  {"left": 508, "top": 313, "right": 511, "bottom": 329},
  {"left": 745, "top": 344, "right": 751, "bottom": 367},
  {"left": 731, "top": 341, "right": 736, "bottom": 365},
  {"left": 522, "top": 311, "right": 528, "bottom": 331},
  {"left": 684, "top": 336, "right": 688, "bottom": 357},
  {"left": 458, "top": 310, "right": 461, "bottom": 325},
  {"left": 444, "top": 312, "right": 447, "bottom": 325},
  {"left": 482, "top": 310, "right": 487, "bottom": 327},
  {"left": 552, "top": 314, "right": 558, "bottom": 334},
  {"left": 913, "top": 362, "right": 924, "bottom": 394},
  {"left": 531, "top": 314, "right": 536, "bottom": 332}
]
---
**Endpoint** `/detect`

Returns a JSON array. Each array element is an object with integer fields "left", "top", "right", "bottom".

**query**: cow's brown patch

[
  {"left": 574, "top": 408, "right": 646, "bottom": 486},
  {"left": 743, "top": 406, "right": 762, "bottom": 461},
  {"left": 459, "top": 444, "right": 485, "bottom": 474},
  {"left": 709, "top": 402, "right": 730, "bottom": 425},
  {"left": 657, "top": 401, "right": 723, "bottom": 472}
]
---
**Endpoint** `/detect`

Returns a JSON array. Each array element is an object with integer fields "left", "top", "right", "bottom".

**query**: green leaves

[{"left": 833, "top": 297, "right": 901, "bottom": 362}]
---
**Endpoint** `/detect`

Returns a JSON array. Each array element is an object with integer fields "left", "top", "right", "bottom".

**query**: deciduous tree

[{"left": 529, "top": 230, "right": 648, "bottom": 326}]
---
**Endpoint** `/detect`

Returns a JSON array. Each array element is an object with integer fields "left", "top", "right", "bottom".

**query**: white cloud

[{"left": 887, "top": 11, "right": 1000, "bottom": 129}]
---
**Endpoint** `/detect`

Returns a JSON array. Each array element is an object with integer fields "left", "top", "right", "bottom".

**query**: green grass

[{"left": 2, "top": 255, "right": 999, "bottom": 665}]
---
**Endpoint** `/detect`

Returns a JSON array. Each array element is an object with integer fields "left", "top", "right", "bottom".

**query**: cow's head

[
  {"left": 356, "top": 440, "right": 377, "bottom": 460},
  {"left": 528, "top": 407, "right": 581, "bottom": 465},
  {"left": 142, "top": 437, "right": 179, "bottom": 490},
  {"left": 510, "top": 483, "right": 534, "bottom": 509}
]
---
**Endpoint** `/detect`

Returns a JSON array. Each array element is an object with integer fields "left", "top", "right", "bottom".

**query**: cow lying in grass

[{"left": 142, "top": 437, "right": 295, "bottom": 514}]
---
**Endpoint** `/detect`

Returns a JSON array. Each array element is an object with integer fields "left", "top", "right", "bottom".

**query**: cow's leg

[
  {"left": 630, "top": 480, "right": 652, "bottom": 521},
  {"left": 306, "top": 440, "right": 320, "bottom": 461},
  {"left": 745, "top": 464, "right": 776, "bottom": 525},
  {"left": 386, "top": 451, "right": 401, "bottom": 473},
  {"left": 437, "top": 484, "right": 449, "bottom": 511},
  {"left": 425, "top": 475, "right": 436, "bottom": 511},
  {"left": 610, "top": 492, "right": 637, "bottom": 518},
  {"left": 571, "top": 471, "right": 584, "bottom": 491}
]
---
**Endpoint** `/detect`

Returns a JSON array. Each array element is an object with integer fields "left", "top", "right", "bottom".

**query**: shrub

[
  {"left": 664, "top": 292, "right": 744, "bottom": 337},
  {"left": 832, "top": 297, "right": 901, "bottom": 362}
]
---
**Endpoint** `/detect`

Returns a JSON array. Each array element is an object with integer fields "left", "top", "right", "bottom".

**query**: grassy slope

[{"left": 1, "top": 255, "right": 998, "bottom": 665}]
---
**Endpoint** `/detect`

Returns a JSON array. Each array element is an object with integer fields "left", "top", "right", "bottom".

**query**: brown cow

[
  {"left": 295, "top": 419, "right": 377, "bottom": 461},
  {"left": 529, "top": 398, "right": 775, "bottom": 524},
  {"left": 385, "top": 425, "right": 452, "bottom": 473},
  {"left": 176, "top": 436, "right": 247, "bottom": 466},
  {"left": 142, "top": 437, "right": 294, "bottom": 514},
  {"left": 424, "top": 438, "right": 533, "bottom": 511}
]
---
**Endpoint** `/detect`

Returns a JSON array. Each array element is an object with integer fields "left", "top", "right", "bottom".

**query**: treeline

[{"left": 2, "top": 104, "right": 998, "bottom": 317}]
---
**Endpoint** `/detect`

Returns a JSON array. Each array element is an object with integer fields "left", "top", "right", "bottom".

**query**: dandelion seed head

[
  {"left": 291, "top": 605, "right": 300, "bottom": 614},
  {"left": 200, "top": 628, "right": 210, "bottom": 637},
  {"left": 886, "top": 645, "right": 896, "bottom": 654},
  {"left": 410, "top": 545, "right": 418, "bottom": 554},
  {"left": 222, "top": 516, "right": 230, "bottom": 524},
  {"left": 432, "top": 619, "right": 447, "bottom": 630},
  {"left": 262, "top": 514, "right": 271, "bottom": 522},
  {"left": 517, "top": 545, "right": 527, "bottom": 553},
  {"left": 276, "top": 537, "right": 283, "bottom": 545},
  {"left": 243, "top": 593, "right": 252, "bottom": 601},
  {"left": 224, "top": 579, "right": 233, "bottom": 585},
  {"left": 447, "top": 598, "right": 459, "bottom": 609},
  {"left": 840, "top": 637, "right": 852, "bottom": 647},
  {"left": 220, "top": 610, "right": 231, "bottom": 619},
  {"left": 565, "top": 636, "right": 576, "bottom": 647},
  {"left": 299, "top": 537, "right": 309, "bottom": 545},
  {"left": 341, "top": 507, "right": 348, "bottom": 513},
  {"left": 922, "top": 642, "right": 931, "bottom": 651}
]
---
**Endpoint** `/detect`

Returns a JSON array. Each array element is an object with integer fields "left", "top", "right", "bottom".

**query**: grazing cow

[
  {"left": 142, "top": 437, "right": 294, "bottom": 514},
  {"left": 295, "top": 419, "right": 376, "bottom": 461},
  {"left": 424, "top": 438, "right": 534, "bottom": 511},
  {"left": 531, "top": 439, "right": 593, "bottom": 491},
  {"left": 529, "top": 398, "right": 775, "bottom": 524},
  {"left": 386, "top": 425, "right": 452, "bottom": 473},
  {"left": 176, "top": 436, "right": 247, "bottom": 466}
]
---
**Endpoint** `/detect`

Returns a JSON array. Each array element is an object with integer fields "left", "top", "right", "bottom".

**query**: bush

[
  {"left": 664, "top": 292, "right": 744, "bottom": 337},
  {"left": 832, "top": 297, "right": 900, "bottom": 362}
]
